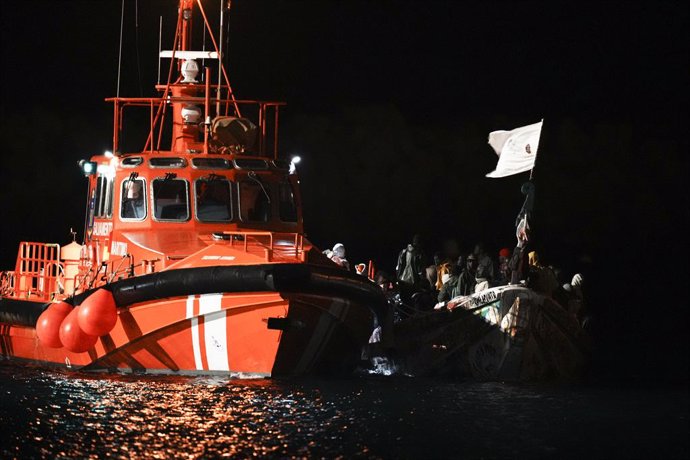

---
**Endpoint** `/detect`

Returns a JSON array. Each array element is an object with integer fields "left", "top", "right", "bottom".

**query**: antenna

[
  {"left": 216, "top": 0, "right": 225, "bottom": 115},
  {"left": 116, "top": 0, "right": 125, "bottom": 97},
  {"left": 157, "top": 16, "right": 163, "bottom": 85}
]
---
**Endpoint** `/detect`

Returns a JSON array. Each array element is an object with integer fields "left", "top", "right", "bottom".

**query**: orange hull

[{"left": 1, "top": 288, "right": 377, "bottom": 377}]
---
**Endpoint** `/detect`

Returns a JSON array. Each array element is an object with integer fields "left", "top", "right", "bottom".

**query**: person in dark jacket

[
  {"left": 455, "top": 253, "right": 478, "bottom": 296},
  {"left": 395, "top": 234, "right": 426, "bottom": 288}
]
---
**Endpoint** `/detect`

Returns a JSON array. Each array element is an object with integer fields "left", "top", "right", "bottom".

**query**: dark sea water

[{"left": 0, "top": 365, "right": 687, "bottom": 459}]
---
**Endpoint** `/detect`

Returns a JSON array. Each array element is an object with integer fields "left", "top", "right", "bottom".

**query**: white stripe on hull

[
  {"left": 198, "top": 293, "right": 229, "bottom": 372},
  {"left": 186, "top": 295, "right": 203, "bottom": 370}
]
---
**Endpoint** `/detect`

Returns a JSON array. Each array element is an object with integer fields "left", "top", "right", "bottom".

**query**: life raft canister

[
  {"left": 36, "top": 301, "right": 73, "bottom": 348},
  {"left": 77, "top": 288, "right": 117, "bottom": 337}
]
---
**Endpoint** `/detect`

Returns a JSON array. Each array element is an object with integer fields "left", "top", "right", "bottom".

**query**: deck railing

[
  {"left": 12, "top": 242, "right": 62, "bottom": 301},
  {"left": 216, "top": 231, "right": 305, "bottom": 262}
]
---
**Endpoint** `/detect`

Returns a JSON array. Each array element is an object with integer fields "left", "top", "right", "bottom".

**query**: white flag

[{"left": 486, "top": 120, "right": 543, "bottom": 178}]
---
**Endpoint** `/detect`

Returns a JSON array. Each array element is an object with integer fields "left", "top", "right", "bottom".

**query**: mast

[{"left": 168, "top": 0, "right": 202, "bottom": 154}]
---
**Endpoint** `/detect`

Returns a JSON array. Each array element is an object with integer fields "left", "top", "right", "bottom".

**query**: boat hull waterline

[{"left": 0, "top": 264, "right": 386, "bottom": 377}]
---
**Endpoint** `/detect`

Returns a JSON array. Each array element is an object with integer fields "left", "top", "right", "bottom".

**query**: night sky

[{"left": 1, "top": 1, "right": 687, "bottom": 381}]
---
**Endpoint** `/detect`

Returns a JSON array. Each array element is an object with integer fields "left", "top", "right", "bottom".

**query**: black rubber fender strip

[
  {"left": 1, "top": 264, "right": 387, "bottom": 327},
  {"left": 0, "top": 298, "right": 52, "bottom": 327},
  {"left": 79, "top": 263, "right": 388, "bottom": 320}
]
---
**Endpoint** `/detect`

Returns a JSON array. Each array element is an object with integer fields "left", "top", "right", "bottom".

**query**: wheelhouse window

[
  {"left": 238, "top": 178, "right": 272, "bottom": 222},
  {"left": 149, "top": 157, "right": 187, "bottom": 168},
  {"left": 121, "top": 156, "right": 143, "bottom": 167},
  {"left": 120, "top": 178, "right": 146, "bottom": 220},
  {"left": 192, "top": 158, "right": 231, "bottom": 170},
  {"left": 94, "top": 175, "right": 114, "bottom": 218},
  {"left": 195, "top": 177, "right": 233, "bottom": 222},
  {"left": 278, "top": 181, "right": 298, "bottom": 222},
  {"left": 234, "top": 159, "right": 268, "bottom": 170},
  {"left": 152, "top": 178, "right": 189, "bottom": 221}
]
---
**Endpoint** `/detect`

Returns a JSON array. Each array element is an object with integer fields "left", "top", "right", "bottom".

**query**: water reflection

[
  {"left": 1, "top": 366, "right": 687, "bottom": 459},
  {"left": 2, "top": 368, "right": 375, "bottom": 458}
]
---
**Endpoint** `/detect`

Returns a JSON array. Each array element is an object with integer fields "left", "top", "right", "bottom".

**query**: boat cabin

[{"left": 1, "top": 0, "right": 307, "bottom": 301}]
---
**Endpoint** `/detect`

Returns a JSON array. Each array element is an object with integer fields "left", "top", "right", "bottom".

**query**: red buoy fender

[
  {"left": 36, "top": 302, "right": 73, "bottom": 348},
  {"left": 59, "top": 306, "right": 98, "bottom": 353},
  {"left": 77, "top": 288, "right": 117, "bottom": 337}
]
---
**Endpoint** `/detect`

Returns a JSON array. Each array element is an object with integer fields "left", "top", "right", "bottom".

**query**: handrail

[{"left": 219, "top": 231, "right": 304, "bottom": 262}]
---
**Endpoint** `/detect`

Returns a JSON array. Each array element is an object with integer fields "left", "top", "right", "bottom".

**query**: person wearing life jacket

[{"left": 329, "top": 243, "right": 351, "bottom": 271}]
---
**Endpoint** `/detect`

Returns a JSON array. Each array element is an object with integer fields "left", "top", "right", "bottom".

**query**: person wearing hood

[
  {"left": 395, "top": 234, "right": 426, "bottom": 288},
  {"left": 329, "top": 243, "right": 350, "bottom": 270}
]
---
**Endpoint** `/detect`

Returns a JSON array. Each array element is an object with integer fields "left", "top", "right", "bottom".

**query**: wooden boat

[
  {"left": 0, "top": 0, "right": 386, "bottom": 377},
  {"left": 366, "top": 284, "right": 591, "bottom": 381}
]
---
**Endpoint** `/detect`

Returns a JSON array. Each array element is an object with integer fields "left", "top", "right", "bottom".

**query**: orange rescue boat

[{"left": 0, "top": 0, "right": 386, "bottom": 377}]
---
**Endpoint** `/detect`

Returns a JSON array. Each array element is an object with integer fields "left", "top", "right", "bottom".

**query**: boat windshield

[
  {"left": 152, "top": 178, "right": 189, "bottom": 221},
  {"left": 278, "top": 181, "right": 298, "bottom": 222},
  {"left": 238, "top": 178, "right": 271, "bottom": 223},
  {"left": 195, "top": 177, "right": 233, "bottom": 222}
]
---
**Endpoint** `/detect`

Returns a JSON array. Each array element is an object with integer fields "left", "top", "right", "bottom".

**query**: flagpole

[{"left": 528, "top": 118, "right": 544, "bottom": 181}]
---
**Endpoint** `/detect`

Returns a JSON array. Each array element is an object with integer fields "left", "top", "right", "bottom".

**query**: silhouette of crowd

[{"left": 321, "top": 232, "right": 589, "bottom": 327}]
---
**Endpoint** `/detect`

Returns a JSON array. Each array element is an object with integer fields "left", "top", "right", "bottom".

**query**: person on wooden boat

[
  {"left": 375, "top": 271, "right": 394, "bottom": 292},
  {"left": 509, "top": 217, "right": 531, "bottom": 284},
  {"left": 424, "top": 251, "right": 443, "bottom": 294},
  {"left": 473, "top": 242, "right": 495, "bottom": 284},
  {"left": 437, "top": 263, "right": 460, "bottom": 304},
  {"left": 329, "top": 243, "right": 351, "bottom": 270},
  {"left": 495, "top": 247, "right": 512, "bottom": 286},
  {"left": 410, "top": 278, "right": 435, "bottom": 312},
  {"left": 527, "top": 250, "right": 559, "bottom": 296},
  {"left": 474, "top": 278, "right": 490, "bottom": 293},
  {"left": 454, "top": 253, "right": 478, "bottom": 296},
  {"left": 395, "top": 234, "right": 426, "bottom": 288},
  {"left": 434, "top": 262, "right": 451, "bottom": 293}
]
